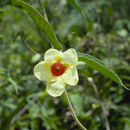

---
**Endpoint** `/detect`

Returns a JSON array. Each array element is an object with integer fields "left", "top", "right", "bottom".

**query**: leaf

[
  {"left": 15, "top": 0, "right": 62, "bottom": 50},
  {"left": 8, "top": 77, "right": 18, "bottom": 94},
  {"left": 0, "top": 34, "right": 4, "bottom": 39},
  {"left": 67, "top": 0, "right": 85, "bottom": 19},
  {"left": 70, "top": 93, "right": 84, "bottom": 114},
  {"left": 1, "top": 91, "right": 32, "bottom": 130},
  {"left": 0, "top": 68, "right": 7, "bottom": 75},
  {"left": 78, "top": 53, "right": 128, "bottom": 89}
]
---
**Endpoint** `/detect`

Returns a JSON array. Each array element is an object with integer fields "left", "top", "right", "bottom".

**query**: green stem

[
  {"left": 37, "top": 0, "right": 48, "bottom": 21},
  {"left": 64, "top": 89, "right": 87, "bottom": 130}
]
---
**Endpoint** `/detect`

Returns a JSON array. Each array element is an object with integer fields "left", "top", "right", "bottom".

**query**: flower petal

[
  {"left": 44, "top": 48, "right": 60, "bottom": 61},
  {"left": 63, "top": 67, "right": 79, "bottom": 86},
  {"left": 63, "top": 48, "right": 78, "bottom": 65},
  {"left": 47, "top": 78, "right": 65, "bottom": 97},
  {"left": 34, "top": 61, "right": 52, "bottom": 81}
]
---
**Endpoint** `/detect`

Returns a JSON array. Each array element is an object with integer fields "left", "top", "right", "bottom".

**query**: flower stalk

[{"left": 64, "top": 89, "right": 87, "bottom": 130}]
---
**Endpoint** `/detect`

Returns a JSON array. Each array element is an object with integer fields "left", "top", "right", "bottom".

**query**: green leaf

[
  {"left": 1, "top": 91, "right": 32, "bottom": 130},
  {"left": 0, "top": 34, "right": 4, "bottom": 39},
  {"left": 8, "top": 77, "right": 18, "bottom": 94},
  {"left": 0, "top": 68, "right": 7, "bottom": 75},
  {"left": 78, "top": 53, "right": 128, "bottom": 89},
  {"left": 70, "top": 93, "right": 84, "bottom": 114},
  {"left": 15, "top": 0, "right": 62, "bottom": 50},
  {"left": 67, "top": 0, "right": 85, "bottom": 19}
]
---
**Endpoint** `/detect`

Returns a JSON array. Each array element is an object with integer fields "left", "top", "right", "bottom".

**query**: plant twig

[
  {"left": 20, "top": 33, "right": 38, "bottom": 54},
  {"left": 88, "top": 78, "right": 110, "bottom": 130},
  {"left": 37, "top": 0, "right": 48, "bottom": 21},
  {"left": 10, "top": 96, "right": 40, "bottom": 125},
  {"left": 64, "top": 89, "right": 87, "bottom": 130}
]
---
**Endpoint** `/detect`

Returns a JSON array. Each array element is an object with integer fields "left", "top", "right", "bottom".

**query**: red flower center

[{"left": 51, "top": 62, "right": 66, "bottom": 76}]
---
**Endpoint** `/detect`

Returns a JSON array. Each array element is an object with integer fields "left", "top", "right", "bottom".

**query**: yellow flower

[{"left": 34, "top": 48, "right": 79, "bottom": 97}]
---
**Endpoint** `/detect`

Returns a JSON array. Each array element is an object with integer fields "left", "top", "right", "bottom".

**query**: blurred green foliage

[{"left": 0, "top": 0, "right": 130, "bottom": 130}]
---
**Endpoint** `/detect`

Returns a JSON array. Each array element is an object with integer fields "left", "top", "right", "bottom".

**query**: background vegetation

[{"left": 0, "top": 0, "right": 130, "bottom": 129}]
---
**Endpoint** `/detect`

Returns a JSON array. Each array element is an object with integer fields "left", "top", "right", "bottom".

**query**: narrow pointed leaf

[
  {"left": 15, "top": 0, "right": 62, "bottom": 50},
  {"left": 8, "top": 77, "right": 18, "bottom": 94},
  {"left": 67, "top": 0, "right": 85, "bottom": 19},
  {"left": 78, "top": 52, "right": 126, "bottom": 88},
  {"left": 1, "top": 91, "right": 32, "bottom": 130}
]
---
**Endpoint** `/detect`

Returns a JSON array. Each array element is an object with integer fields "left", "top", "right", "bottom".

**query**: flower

[{"left": 34, "top": 48, "right": 79, "bottom": 97}]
